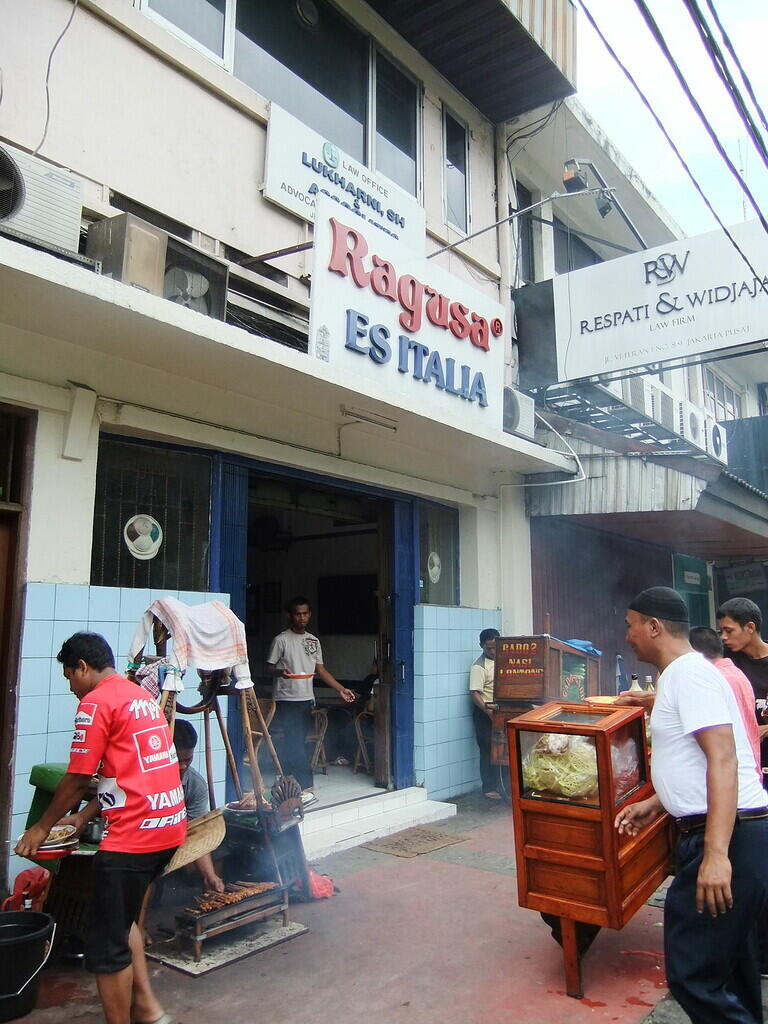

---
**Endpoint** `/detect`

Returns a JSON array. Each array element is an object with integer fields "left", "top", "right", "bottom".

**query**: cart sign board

[
  {"left": 553, "top": 219, "right": 768, "bottom": 381},
  {"left": 494, "top": 637, "right": 546, "bottom": 700},
  {"left": 309, "top": 196, "right": 506, "bottom": 437},
  {"left": 264, "top": 105, "right": 426, "bottom": 249}
]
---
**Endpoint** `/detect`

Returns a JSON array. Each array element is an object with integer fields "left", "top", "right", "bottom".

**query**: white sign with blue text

[
  {"left": 263, "top": 105, "right": 426, "bottom": 250},
  {"left": 309, "top": 196, "right": 507, "bottom": 438}
]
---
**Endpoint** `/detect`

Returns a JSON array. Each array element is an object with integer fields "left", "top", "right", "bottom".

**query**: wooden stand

[
  {"left": 491, "top": 635, "right": 601, "bottom": 766},
  {"left": 506, "top": 702, "right": 673, "bottom": 999}
]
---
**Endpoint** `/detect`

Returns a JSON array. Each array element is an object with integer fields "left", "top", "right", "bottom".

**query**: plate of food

[
  {"left": 584, "top": 695, "right": 619, "bottom": 705},
  {"left": 40, "top": 824, "right": 78, "bottom": 847}
]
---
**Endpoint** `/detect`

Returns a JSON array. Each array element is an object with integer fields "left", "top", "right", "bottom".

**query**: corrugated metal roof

[{"left": 365, "top": 0, "right": 576, "bottom": 123}]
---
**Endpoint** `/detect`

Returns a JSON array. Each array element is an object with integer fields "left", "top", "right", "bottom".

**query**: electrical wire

[
  {"left": 33, "top": 0, "right": 79, "bottom": 156},
  {"left": 501, "top": 411, "right": 586, "bottom": 488},
  {"left": 632, "top": 0, "right": 768, "bottom": 235},
  {"left": 575, "top": 0, "right": 766, "bottom": 288},
  {"left": 680, "top": 0, "right": 768, "bottom": 172},
  {"left": 704, "top": 0, "right": 768, "bottom": 138}
]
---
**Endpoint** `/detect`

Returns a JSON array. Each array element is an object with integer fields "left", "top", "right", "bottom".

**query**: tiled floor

[{"left": 305, "top": 765, "right": 385, "bottom": 810}]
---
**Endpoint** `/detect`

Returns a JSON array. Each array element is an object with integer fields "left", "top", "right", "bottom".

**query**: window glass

[
  {"left": 553, "top": 217, "right": 602, "bottom": 274},
  {"left": 375, "top": 54, "right": 417, "bottom": 195},
  {"left": 445, "top": 111, "right": 468, "bottom": 231},
  {"left": 91, "top": 440, "right": 211, "bottom": 591},
  {"left": 234, "top": 0, "right": 368, "bottom": 162},
  {"left": 704, "top": 368, "right": 742, "bottom": 421},
  {"left": 419, "top": 503, "right": 459, "bottom": 605},
  {"left": 148, "top": 0, "right": 225, "bottom": 56},
  {"left": 513, "top": 183, "right": 534, "bottom": 284}
]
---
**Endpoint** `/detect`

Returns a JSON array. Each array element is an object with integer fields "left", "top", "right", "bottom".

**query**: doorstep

[{"left": 298, "top": 787, "right": 457, "bottom": 861}]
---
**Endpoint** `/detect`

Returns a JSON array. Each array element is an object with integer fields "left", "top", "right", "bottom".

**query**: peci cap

[{"left": 628, "top": 587, "right": 690, "bottom": 623}]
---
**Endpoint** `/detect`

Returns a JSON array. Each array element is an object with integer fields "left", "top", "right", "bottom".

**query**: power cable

[
  {"left": 680, "top": 0, "right": 768, "bottom": 173},
  {"left": 33, "top": 0, "right": 79, "bottom": 156},
  {"left": 704, "top": 0, "right": 768, "bottom": 138},
  {"left": 632, "top": 0, "right": 768, "bottom": 235},
  {"left": 575, "top": 0, "right": 766, "bottom": 288}
]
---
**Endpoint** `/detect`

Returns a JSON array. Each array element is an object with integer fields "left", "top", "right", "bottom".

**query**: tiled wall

[
  {"left": 413, "top": 605, "right": 502, "bottom": 801},
  {"left": 10, "top": 585, "right": 230, "bottom": 883}
]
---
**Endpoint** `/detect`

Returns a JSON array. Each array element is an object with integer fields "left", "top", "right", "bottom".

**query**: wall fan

[{"left": 164, "top": 264, "right": 212, "bottom": 314}]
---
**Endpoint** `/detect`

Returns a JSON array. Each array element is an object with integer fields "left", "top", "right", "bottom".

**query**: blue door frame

[{"left": 210, "top": 454, "right": 416, "bottom": 795}]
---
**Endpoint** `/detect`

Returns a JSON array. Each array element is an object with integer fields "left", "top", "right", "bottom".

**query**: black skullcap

[{"left": 628, "top": 587, "right": 690, "bottom": 623}]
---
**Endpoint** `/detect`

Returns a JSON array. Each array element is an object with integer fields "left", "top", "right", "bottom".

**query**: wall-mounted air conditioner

[
  {"left": 503, "top": 387, "right": 536, "bottom": 441},
  {"left": 705, "top": 416, "right": 729, "bottom": 465},
  {"left": 650, "top": 383, "right": 676, "bottom": 432},
  {"left": 678, "top": 400, "right": 706, "bottom": 451},
  {"left": 622, "top": 376, "right": 653, "bottom": 418},
  {"left": 87, "top": 213, "right": 228, "bottom": 320},
  {"left": 0, "top": 142, "right": 82, "bottom": 252}
]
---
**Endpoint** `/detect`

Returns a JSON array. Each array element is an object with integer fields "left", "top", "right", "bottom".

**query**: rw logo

[{"left": 644, "top": 250, "right": 691, "bottom": 285}]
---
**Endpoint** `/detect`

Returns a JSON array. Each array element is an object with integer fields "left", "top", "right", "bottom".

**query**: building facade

[{"left": 0, "top": 0, "right": 579, "bottom": 888}]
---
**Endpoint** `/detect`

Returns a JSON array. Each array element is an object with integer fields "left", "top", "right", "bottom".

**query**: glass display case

[{"left": 506, "top": 702, "right": 672, "bottom": 1000}]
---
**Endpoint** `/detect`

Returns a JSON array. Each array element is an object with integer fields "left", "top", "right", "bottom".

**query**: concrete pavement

[{"left": 27, "top": 793, "right": 767, "bottom": 1023}]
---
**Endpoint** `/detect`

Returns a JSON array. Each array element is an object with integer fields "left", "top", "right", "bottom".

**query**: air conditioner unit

[
  {"left": 678, "top": 400, "right": 706, "bottom": 451},
  {"left": 622, "top": 376, "right": 653, "bottom": 418},
  {"left": 503, "top": 387, "right": 536, "bottom": 441},
  {"left": 0, "top": 142, "right": 82, "bottom": 252},
  {"left": 87, "top": 213, "right": 228, "bottom": 320},
  {"left": 705, "top": 416, "right": 729, "bottom": 465},
  {"left": 651, "top": 384, "right": 676, "bottom": 432}
]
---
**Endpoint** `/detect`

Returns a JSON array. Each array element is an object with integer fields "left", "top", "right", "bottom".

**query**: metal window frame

[
  {"left": 371, "top": 45, "right": 423, "bottom": 202},
  {"left": 137, "top": 0, "right": 236, "bottom": 70},
  {"left": 442, "top": 105, "right": 470, "bottom": 234},
  {"left": 702, "top": 364, "right": 745, "bottom": 422}
]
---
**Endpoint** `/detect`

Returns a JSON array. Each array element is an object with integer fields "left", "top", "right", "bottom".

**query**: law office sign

[
  {"left": 309, "top": 196, "right": 506, "bottom": 437},
  {"left": 553, "top": 219, "right": 768, "bottom": 381},
  {"left": 263, "top": 105, "right": 426, "bottom": 250}
]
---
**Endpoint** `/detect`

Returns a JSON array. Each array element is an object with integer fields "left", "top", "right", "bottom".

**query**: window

[
  {"left": 444, "top": 110, "right": 468, "bottom": 232},
  {"left": 513, "top": 182, "right": 535, "bottom": 284},
  {"left": 140, "top": 0, "right": 420, "bottom": 194},
  {"left": 553, "top": 216, "right": 602, "bottom": 274},
  {"left": 704, "top": 368, "right": 742, "bottom": 421},
  {"left": 145, "top": 0, "right": 227, "bottom": 59},
  {"left": 419, "top": 504, "right": 459, "bottom": 606},
  {"left": 91, "top": 439, "right": 212, "bottom": 590},
  {"left": 375, "top": 53, "right": 418, "bottom": 196},
  {"left": 235, "top": 0, "right": 368, "bottom": 161}
]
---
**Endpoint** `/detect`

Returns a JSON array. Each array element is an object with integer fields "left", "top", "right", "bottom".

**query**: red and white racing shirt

[{"left": 68, "top": 674, "right": 187, "bottom": 853}]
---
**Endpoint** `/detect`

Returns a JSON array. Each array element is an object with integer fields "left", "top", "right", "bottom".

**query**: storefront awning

[
  {"left": 0, "top": 238, "right": 576, "bottom": 495},
  {"left": 527, "top": 431, "right": 768, "bottom": 560}
]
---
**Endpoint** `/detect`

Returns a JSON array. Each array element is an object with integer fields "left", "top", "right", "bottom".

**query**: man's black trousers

[
  {"left": 664, "top": 817, "right": 768, "bottom": 1023},
  {"left": 472, "top": 704, "right": 502, "bottom": 795},
  {"left": 273, "top": 700, "right": 314, "bottom": 791}
]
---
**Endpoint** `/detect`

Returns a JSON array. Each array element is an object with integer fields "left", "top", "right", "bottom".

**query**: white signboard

[
  {"left": 309, "top": 196, "right": 506, "bottom": 438},
  {"left": 263, "top": 105, "right": 426, "bottom": 250},
  {"left": 724, "top": 563, "right": 767, "bottom": 595},
  {"left": 553, "top": 219, "right": 768, "bottom": 381}
]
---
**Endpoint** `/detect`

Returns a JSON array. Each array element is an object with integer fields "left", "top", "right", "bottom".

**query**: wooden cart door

[{"left": 374, "top": 503, "right": 393, "bottom": 788}]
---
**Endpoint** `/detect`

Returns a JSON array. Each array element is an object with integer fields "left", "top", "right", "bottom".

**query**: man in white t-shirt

[
  {"left": 615, "top": 587, "right": 768, "bottom": 1024},
  {"left": 469, "top": 628, "right": 502, "bottom": 799},
  {"left": 267, "top": 595, "right": 355, "bottom": 799}
]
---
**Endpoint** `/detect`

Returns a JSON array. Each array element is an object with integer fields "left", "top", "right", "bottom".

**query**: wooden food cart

[
  {"left": 506, "top": 702, "right": 673, "bottom": 999},
  {"left": 491, "top": 635, "right": 601, "bottom": 767}
]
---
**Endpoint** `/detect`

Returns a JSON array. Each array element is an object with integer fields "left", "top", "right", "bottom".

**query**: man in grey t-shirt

[
  {"left": 267, "top": 595, "right": 355, "bottom": 796},
  {"left": 174, "top": 719, "right": 224, "bottom": 893}
]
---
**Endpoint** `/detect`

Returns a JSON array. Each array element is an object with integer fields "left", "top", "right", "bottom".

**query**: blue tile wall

[
  {"left": 413, "top": 605, "right": 501, "bottom": 801},
  {"left": 9, "top": 586, "right": 231, "bottom": 884}
]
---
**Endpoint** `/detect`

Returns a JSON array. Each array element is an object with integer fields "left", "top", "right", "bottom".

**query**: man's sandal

[{"left": 132, "top": 1014, "right": 172, "bottom": 1024}]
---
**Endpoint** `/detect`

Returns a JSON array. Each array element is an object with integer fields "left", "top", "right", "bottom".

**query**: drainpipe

[{"left": 495, "top": 124, "right": 515, "bottom": 388}]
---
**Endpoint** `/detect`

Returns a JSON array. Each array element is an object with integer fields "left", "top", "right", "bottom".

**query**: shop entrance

[{"left": 214, "top": 458, "right": 415, "bottom": 806}]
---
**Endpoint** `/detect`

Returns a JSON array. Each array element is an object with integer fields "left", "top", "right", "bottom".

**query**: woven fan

[{"left": 271, "top": 775, "right": 303, "bottom": 823}]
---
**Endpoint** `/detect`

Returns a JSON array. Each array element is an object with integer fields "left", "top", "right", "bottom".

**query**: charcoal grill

[{"left": 175, "top": 882, "right": 288, "bottom": 961}]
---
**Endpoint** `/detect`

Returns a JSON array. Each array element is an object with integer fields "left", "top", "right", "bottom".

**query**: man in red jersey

[{"left": 16, "top": 633, "right": 186, "bottom": 1024}]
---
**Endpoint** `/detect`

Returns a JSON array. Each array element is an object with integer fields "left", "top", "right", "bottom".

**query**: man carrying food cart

[
  {"left": 16, "top": 632, "right": 186, "bottom": 1024},
  {"left": 616, "top": 588, "right": 768, "bottom": 1024}
]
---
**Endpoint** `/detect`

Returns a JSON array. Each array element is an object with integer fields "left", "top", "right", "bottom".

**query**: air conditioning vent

[
  {"left": 678, "top": 400, "right": 706, "bottom": 450},
  {"left": 0, "top": 142, "right": 82, "bottom": 252},
  {"left": 705, "top": 417, "right": 729, "bottom": 465},
  {"left": 654, "top": 388, "right": 676, "bottom": 431},
  {"left": 87, "top": 214, "right": 228, "bottom": 321},
  {"left": 503, "top": 388, "right": 536, "bottom": 441}
]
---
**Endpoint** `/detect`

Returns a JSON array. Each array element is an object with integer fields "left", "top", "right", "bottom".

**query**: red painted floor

[{"left": 28, "top": 802, "right": 668, "bottom": 1024}]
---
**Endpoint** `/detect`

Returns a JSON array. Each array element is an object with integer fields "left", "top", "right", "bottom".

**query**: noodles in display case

[{"left": 506, "top": 702, "right": 673, "bottom": 999}]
